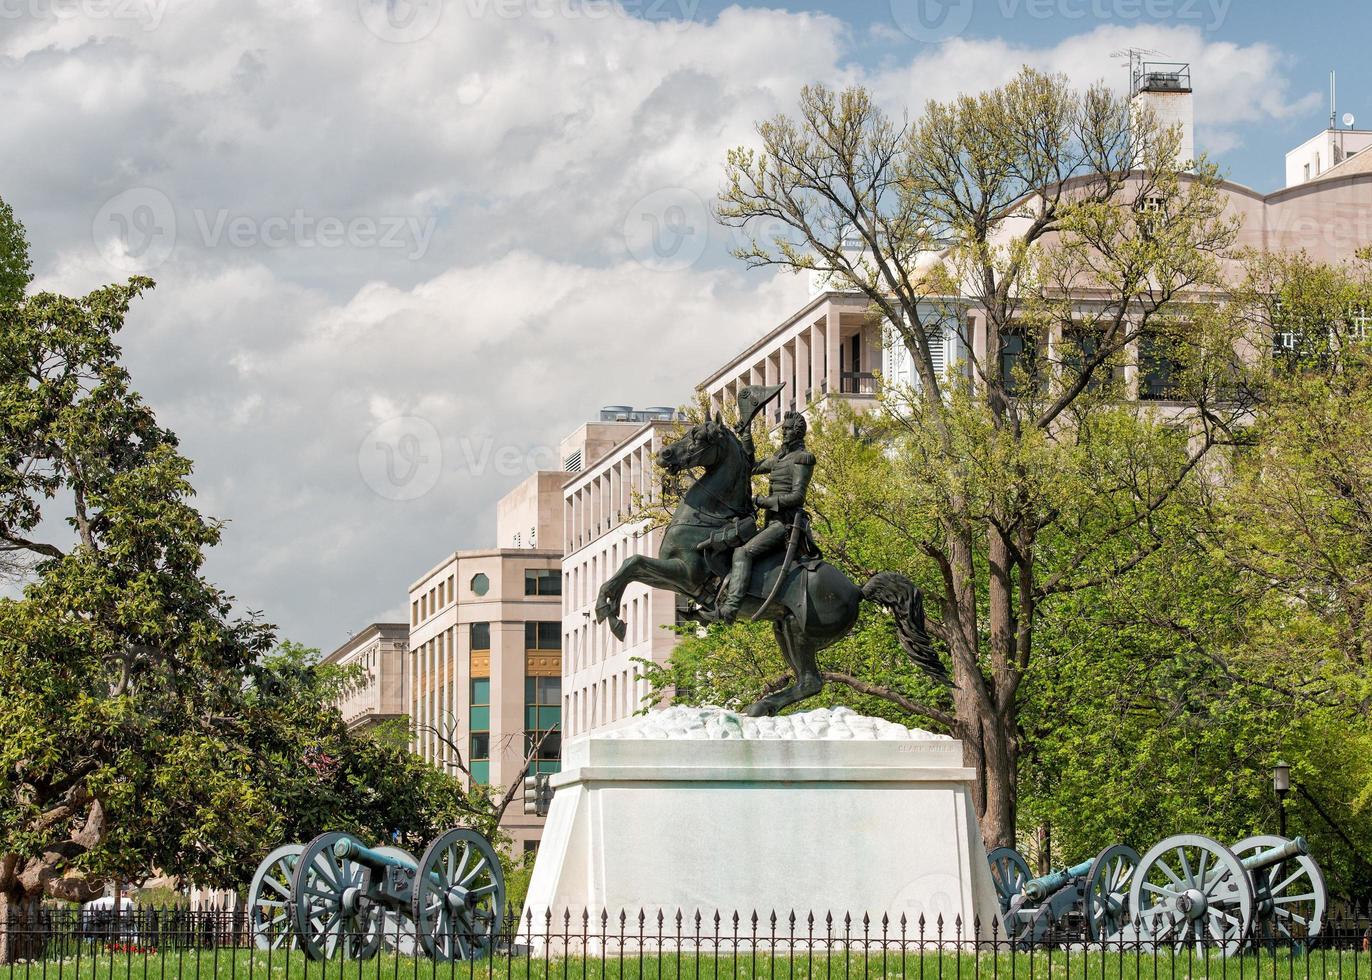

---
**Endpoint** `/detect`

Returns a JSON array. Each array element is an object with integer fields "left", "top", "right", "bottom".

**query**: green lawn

[{"left": 1, "top": 947, "right": 1369, "bottom": 980}]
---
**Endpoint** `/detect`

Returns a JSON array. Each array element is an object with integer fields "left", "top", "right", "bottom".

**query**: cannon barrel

[
  {"left": 1022, "top": 858, "right": 1095, "bottom": 902},
  {"left": 1239, "top": 835, "right": 1307, "bottom": 873},
  {"left": 333, "top": 836, "right": 417, "bottom": 872}
]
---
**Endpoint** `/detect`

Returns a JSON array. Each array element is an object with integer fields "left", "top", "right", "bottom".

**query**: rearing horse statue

[{"left": 594, "top": 399, "right": 950, "bottom": 717}]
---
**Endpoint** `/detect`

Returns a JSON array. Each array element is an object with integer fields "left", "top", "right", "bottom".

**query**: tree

[
  {"left": 716, "top": 71, "right": 1249, "bottom": 846},
  {"left": 0, "top": 275, "right": 278, "bottom": 944},
  {"left": 0, "top": 264, "right": 485, "bottom": 956},
  {"left": 0, "top": 195, "right": 30, "bottom": 307},
  {"left": 176, "top": 641, "right": 488, "bottom": 892}
]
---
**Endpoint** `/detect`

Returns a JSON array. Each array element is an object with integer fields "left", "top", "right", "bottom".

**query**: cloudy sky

[{"left": 0, "top": 0, "right": 1360, "bottom": 650}]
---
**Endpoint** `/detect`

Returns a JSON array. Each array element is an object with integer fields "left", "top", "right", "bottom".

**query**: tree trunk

[
  {"left": 0, "top": 885, "right": 39, "bottom": 965},
  {"left": 978, "top": 712, "right": 1018, "bottom": 849}
]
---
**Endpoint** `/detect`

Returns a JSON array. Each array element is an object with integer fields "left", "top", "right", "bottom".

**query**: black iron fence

[{"left": 3, "top": 907, "right": 1372, "bottom": 978}]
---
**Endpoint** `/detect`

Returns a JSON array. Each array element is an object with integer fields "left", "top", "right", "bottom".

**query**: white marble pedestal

[{"left": 521, "top": 707, "right": 1000, "bottom": 946}]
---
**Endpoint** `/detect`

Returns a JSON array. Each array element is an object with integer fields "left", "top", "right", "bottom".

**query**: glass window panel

[
  {"left": 471, "top": 677, "right": 490, "bottom": 705},
  {"left": 538, "top": 706, "right": 561, "bottom": 729},
  {"left": 538, "top": 676, "right": 562, "bottom": 702},
  {"left": 524, "top": 621, "right": 536, "bottom": 647},
  {"left": 470, "top": 761, "right": 490, "bottom": 784},
  {"left": 526, "top": 707, "right": 539, "bottom": 730},
  {"left": 469, "top": 706, "right": 490, "bottom": 731},
  {"left": 538, "top": 622, "right": 561, "bottom": 648},
  {"left": 469, "top": 622, "right": 490, "bottom": 650},
  {"left": 470, "top": 732, "right": 490, "bottom": 760},
  {"left": 470, "top": 573, "right": 489, "bottom": 596}
]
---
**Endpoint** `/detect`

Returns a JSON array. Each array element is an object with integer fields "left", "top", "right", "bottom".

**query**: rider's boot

[{"left": 718, "top": 550, "right": 752, "bottom": 624}]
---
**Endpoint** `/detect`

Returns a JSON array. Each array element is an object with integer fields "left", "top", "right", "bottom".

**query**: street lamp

[{"left": 1273, "top": 761, "right": 1291, "bottom": 837}]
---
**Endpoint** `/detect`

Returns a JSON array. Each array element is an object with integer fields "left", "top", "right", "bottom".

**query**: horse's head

[{"left": 656, "top": 414, "right": 733, "bottom": 475}]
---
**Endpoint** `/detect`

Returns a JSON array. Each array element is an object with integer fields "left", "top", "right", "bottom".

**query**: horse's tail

[{"left": 861, "top": 572, "right": 953, "bottom": 688}]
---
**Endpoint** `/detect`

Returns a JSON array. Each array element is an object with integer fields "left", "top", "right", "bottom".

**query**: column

[
  {"left": 825, "top": 306, "right": 842, "bottom": 396},
  {"left": 780, "top": 342, "right": 795, "bottom": 412}
]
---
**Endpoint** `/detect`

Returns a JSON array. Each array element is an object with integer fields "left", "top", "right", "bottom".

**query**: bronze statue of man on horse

[{"left": 594, "top": 384, "right": 950, "bottom": 717}]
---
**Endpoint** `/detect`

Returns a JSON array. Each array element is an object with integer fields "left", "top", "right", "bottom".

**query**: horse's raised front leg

[{"left": 594, "top": 554, "right": 690, "bottom": 641}]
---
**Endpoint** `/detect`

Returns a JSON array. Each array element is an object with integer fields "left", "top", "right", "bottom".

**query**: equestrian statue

[{"left": 594, "top": 383, "right": 951, "bottom": 717}]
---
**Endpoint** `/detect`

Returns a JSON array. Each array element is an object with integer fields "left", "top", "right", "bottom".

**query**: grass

[{"left": 1, "top": 945, "right": 1369, "bottom": 980}]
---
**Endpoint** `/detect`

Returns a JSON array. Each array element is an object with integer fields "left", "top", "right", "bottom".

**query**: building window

[
  {"left": 1140, "top": 331, "right": 1184, "bottom": 400},
  {"left": 999, "top": 326, "right": 1038, "bottom": 395},
  {"left": 470, "top": 622, "right": 490, "bottom": 650},
  {"left": 526, "top": 675, "right": 562, "bottom": 777},
  {"left": 525, "top": 621, "right": 562, "bottom": 650},
  {"left": 470, "top": 677, "right": 490, "bottom": 784},
  {"left": 525, "top": 569, "right": 562, "bottom": 596},
  {"left": 470, "top": 572, "right": 489, "bottom": 596}
]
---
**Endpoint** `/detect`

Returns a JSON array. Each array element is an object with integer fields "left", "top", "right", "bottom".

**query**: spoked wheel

[
  {"left": 372, "top": 845, "right": 419, "bottom": 955},
  {"left": 1232, "top": 835, "right": 1326, "bottom": 945},
  {"left": 290, "top": 832, "right": 382, "bottom": 961},
  {"left": 412, "top": 829, "right": 506, "bottom": 961},
  {"left": 987, "top": 847, "right": 1032, "bottom": 914},
  {"left": 1130, "top": 834, "right": 1253, "bottom": 955},
  {"left": 248, "top": 844, "right": 303, "bottom": 949},
  {"left": 1085, "top": 844, "right": 1140, "bottom": 942}
]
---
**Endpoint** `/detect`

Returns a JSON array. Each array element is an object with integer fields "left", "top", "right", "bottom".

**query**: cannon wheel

[
  {"left": 412, "top": 828, "right": 505, "bottom": 961},
  {"left": 1085, "top": 844, "right": 1140, "bottom": 942},
  {"left": 1130, "top": 834, "right": 1253, "bottom": 955},
  {"left": 371, "top": 845, "right": 419, "bottom": 955},
  {"left": 987, "top": 847, "right": 1032, "bottom": 915},
  {"left": 291, "top": 832, "right": 383, "bottom": 961},
  {"left": 248, "top": 844, "right": 303, "bottom": 949},
  {"left": 1232, "top": 835, "right": 1326, "bottom": 943}
]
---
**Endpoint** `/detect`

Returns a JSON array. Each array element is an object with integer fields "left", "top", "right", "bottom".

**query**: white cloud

[{"left": 0, "top": 1, "right": 1316, "bottom": 644}]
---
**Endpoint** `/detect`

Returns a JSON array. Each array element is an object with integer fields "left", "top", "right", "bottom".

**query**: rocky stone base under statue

[{"left": 521, "top": 706, "right": 1000, "bottom": 945}]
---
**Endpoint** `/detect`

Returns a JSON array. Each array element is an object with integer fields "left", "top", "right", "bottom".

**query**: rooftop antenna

[
  {"left": 1111, "top": 46, "right": 1163, "bottom": 94},
  {"left": 1330, "top": 70, "right": 1337, "bottom": 130}
]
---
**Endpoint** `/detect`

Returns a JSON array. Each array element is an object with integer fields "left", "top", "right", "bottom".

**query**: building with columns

[
  {"left": 560, "top": 420, "right": 679, "bottom": 739},
  {"left": 321, "top": 623, "right": 410, "bottom": 731}
]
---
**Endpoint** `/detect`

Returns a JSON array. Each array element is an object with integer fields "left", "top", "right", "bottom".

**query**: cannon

[
  {"left": 1128, "top": 833, "right": 1326, "bottom": 954},
  {"left": 987, "top": 844, "right": 1139, "bottom": 945},
  {"left": 247, "top": 843, "right": 303, "bottom": 949},
  {"left": 244, "top": 827, "right": 505, "bottom": 961}
]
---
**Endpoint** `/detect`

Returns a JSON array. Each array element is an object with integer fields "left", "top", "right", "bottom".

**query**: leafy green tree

[
  {"left": 0, "top": 275, "right": 279, "bottom": 941},
  {"left": 716, "top": 71, "right": 1247, "bottom": 845},
  {"left": 0, "top": 195, "right": 31, "bottom": 307},
  {"left": 0, "top": 261, "right": 485, "bottom": 956}
]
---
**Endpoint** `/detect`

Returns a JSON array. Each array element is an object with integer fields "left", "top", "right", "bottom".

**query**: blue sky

[
  {"left": 706, "top": 0, "right": 1364, "bottom": 190},
  {"left": 0, "top": 0, "right": 1353, "bottom": 647}
]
